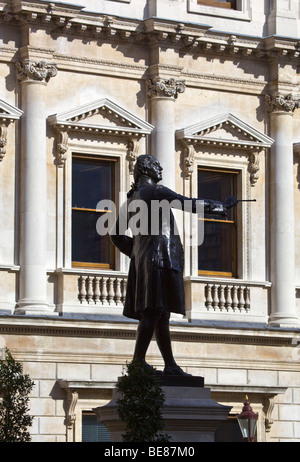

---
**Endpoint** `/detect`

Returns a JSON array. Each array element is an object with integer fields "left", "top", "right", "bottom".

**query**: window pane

[
  {"left": 215, "top": 417, "right": 243, "bottom": 442},
  {"left": 72, "top": 210, "right": 113, "bottom": 265},
  {"left": 72, "top": 156, "right": 115, "bottom": 267},
  {"left": 198, "top": 168, "right": 237, "bottom": 275},
  {"left": 197, "top": 0, "right": 236, "bottom": 9},
  {"left": 198, "top": 169, "right": 235, "bottom": 220},
  {"left": 72, "top": 157, "right": 113, "bottom": 209},
  {"left": 82, "top": 413, "right": 110, "bottom": 442},
  {"left": 198, "top": 220, "right": 235, "bottom": 274}
]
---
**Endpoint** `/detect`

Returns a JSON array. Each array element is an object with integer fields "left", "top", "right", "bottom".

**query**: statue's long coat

[{"left": 110, "top": 179, "right": 220, "bottom": 320}]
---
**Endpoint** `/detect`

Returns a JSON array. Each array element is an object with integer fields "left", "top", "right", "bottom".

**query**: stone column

[
  {"left": 266, "top": 93, "right": 300, "bottom": 327},
  {"left": 15, "top": 59, "right": 57, "bottom": 315},
  {"left": 147, "top": 77, "right": 185, "bottom": 190}
]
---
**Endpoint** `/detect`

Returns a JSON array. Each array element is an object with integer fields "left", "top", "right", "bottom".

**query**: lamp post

[{"left": 237, "top": 396, "right": 258, "bottom": 442}]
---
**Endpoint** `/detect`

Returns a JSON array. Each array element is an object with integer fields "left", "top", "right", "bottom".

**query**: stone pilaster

[
  {"left": 266, "top": 93, "right": 300, "bottom": 327},
  {"left": 15, "top": 59, "right": 57, "bottom": 315},
  {"left": 147, "top": 77, "right": 185, "bottom": 190}
]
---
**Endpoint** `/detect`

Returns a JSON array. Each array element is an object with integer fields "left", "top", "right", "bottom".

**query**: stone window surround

[
  {"left": 176, "top": 112, "right": 274, "bottom": 281},
  {"left": 47, "top": 98, "right": 154, "bottom": 273}
]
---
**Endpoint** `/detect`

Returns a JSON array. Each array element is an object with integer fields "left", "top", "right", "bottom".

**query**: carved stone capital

[
  {"left": 147, "top": 77, "right": 185, "bottom": 99},
  {"left": 266, "top": 93, "right": 300, "bottom": 113},
  {"left": 16, "top": 59, "right": 57, "bottom": 83}
]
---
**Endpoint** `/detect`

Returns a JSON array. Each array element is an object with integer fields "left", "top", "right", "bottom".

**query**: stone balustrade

[
  {"left": 55, "top": 269, "right": 270, "bottom": 322},
  {"left": 204, "top": 284, "right": 250, "bottom": 313},
  {"left": 78, "top": 274, "right": 127, "bottom": 306}
]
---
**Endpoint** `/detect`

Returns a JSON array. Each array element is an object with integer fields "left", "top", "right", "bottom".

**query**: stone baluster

[
  {"left": 231, "top": 286, "right": 238, "bottom": 312},
  {"left": 101, "top": 277, "right": 108, "bottom": 304},
  {"left": 225, "top": 286, "right": 232, "bottom": 312},
  {"left": 205, "top": 284, "right": 212, "bottom": 310},
  {"left": 121, "top": 278, "right": 127, "bottom": 304},
  {"left": 219, "top": 286, "right": 225, "bottom": 311},
  {"left": 78, "top": 276, "right": 87, "bottom": 304},
  {"left": 212, "top": 285, "right": 219, "bottom": 311},
  {"left": 115, "top": 278, "right": 122, "bottom": 305},
  {"left": 244, "top": 287, "right": 250, "bottom": 312},
  {"left": 86, "top": 276, "right": 93, "bottom": 304},
  {"left": 94, "top": 277, "right": 101, "bottom": 304},
  {"left": 238, "top": 286, "right": 245, "bottom": 312}
]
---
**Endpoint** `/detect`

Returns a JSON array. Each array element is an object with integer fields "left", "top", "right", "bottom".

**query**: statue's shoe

[
  {"left": 163, "top": 365, "right": 192, "bottom": 376},
  {"left": 138, "top": 359, "right": 163, "bottom": 375}
]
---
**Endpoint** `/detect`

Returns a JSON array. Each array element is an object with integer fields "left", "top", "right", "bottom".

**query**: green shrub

[
  {"left": 116, "top": 360, "right": 170, "bottom": 442},
  {"left": 0, "top": 348, "right": 34, "bottom": 442}
]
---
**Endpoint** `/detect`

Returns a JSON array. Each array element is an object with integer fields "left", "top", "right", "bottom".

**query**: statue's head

[{"left": 133, "top": 154, "right": 163, "bottom": 184}]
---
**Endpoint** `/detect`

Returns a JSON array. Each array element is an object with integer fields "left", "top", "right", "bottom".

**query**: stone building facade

[{"left": 0, "top": 0, "right": 300, "bottom": 442}]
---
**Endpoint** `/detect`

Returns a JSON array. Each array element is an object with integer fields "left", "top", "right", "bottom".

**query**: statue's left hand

[{"left": 224, "top": 196, "right": 238, "bottom": 210}]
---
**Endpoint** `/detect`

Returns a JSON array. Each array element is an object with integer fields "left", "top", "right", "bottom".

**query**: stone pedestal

[{"left": 94, "top": 376, "right": 232, "bottom": 442}]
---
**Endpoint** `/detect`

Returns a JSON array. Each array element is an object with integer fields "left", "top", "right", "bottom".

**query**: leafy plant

[
  {"left": 116, "top": 360, "right": 170, "bottom": 442},
  {"left": 0, "top": 348, "right": 34, "bottom": 442}
]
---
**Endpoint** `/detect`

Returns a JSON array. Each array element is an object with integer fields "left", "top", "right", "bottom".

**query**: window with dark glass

[
  {"left": 214, "top": 415, "right": 244, "bottom": 442},
  {"left": 197, "top": 0, "right": 237, "bottom": 9},
  {"left": 82, "top": 412, "right": 110, "bottom": 442},
  {"left": 72, "top": 155, "right": 116, "bottom": 269},
  {"left": 198, "top": 168, "right": 238, "bottom": 277}
]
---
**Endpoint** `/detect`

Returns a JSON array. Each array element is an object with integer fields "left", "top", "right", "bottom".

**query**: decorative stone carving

[
  {"left": 248, "top": 152, "right": 260, "bottom": 187},
  {"left": 127, "top": 138, "right": 140, "bottom": 174},
  {"left": 0, "top": 99, "right": 23, "bottom": 162},
  {"left": 66, "top": 390, "right": 78, "bottom": 430},
  {"left": 181, "top": 139, "right": 195, "bottom": 178},
  {"left": 0, "top": 124, "right": 8, "bottom": 162},
  {"left": 147, "top": 77, "right": 185, "bottom": 99},
  {"left": 266, "top": 93, "right": 300, "bottom": 113},
  {"left": 16, "top": 59, "right": 57, "bottom": 83},
  {"left": 56, "top": 129, "right": 68, "bottom": 168}
]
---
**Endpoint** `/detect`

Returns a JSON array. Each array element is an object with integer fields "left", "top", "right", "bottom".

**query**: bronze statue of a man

[{"left": 110, "top": 154, "right": 237, "bottom": 376}]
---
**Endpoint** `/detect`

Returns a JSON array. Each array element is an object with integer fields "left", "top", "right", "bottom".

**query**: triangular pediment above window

[
  {"left": 0, "top": 99, "right": 23, "bottom": 122},
  {"left": 48, "top": 98, "right": 154, "bottom": 136},
  {"left": 176, "top": 113, "right": 273, "bottom": 149},
  {"left": 176, "top": 113, "right": 274, "bottom": 185}
]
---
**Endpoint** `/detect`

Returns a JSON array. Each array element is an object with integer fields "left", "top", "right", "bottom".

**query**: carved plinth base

[{"left": 94, "top": 376, "right": 232, "bottom": 442}]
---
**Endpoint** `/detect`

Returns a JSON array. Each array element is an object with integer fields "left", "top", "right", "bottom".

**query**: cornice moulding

[
  {"left": 0, "top": 316, "right": 298, "bottom": 347},
  {"left": 2, "top": 4, "right": 300, "bottom": 61}
]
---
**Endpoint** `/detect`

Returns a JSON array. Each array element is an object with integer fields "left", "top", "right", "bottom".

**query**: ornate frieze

[
  {"left": 266, "top": 93, "right": 300, "bottom": 113},
  {"left": 16, "top": 59, "right": 57, "bottom": 83},
  {"left": 147, "top": 77, "right": 185, "bottom": 99}
]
